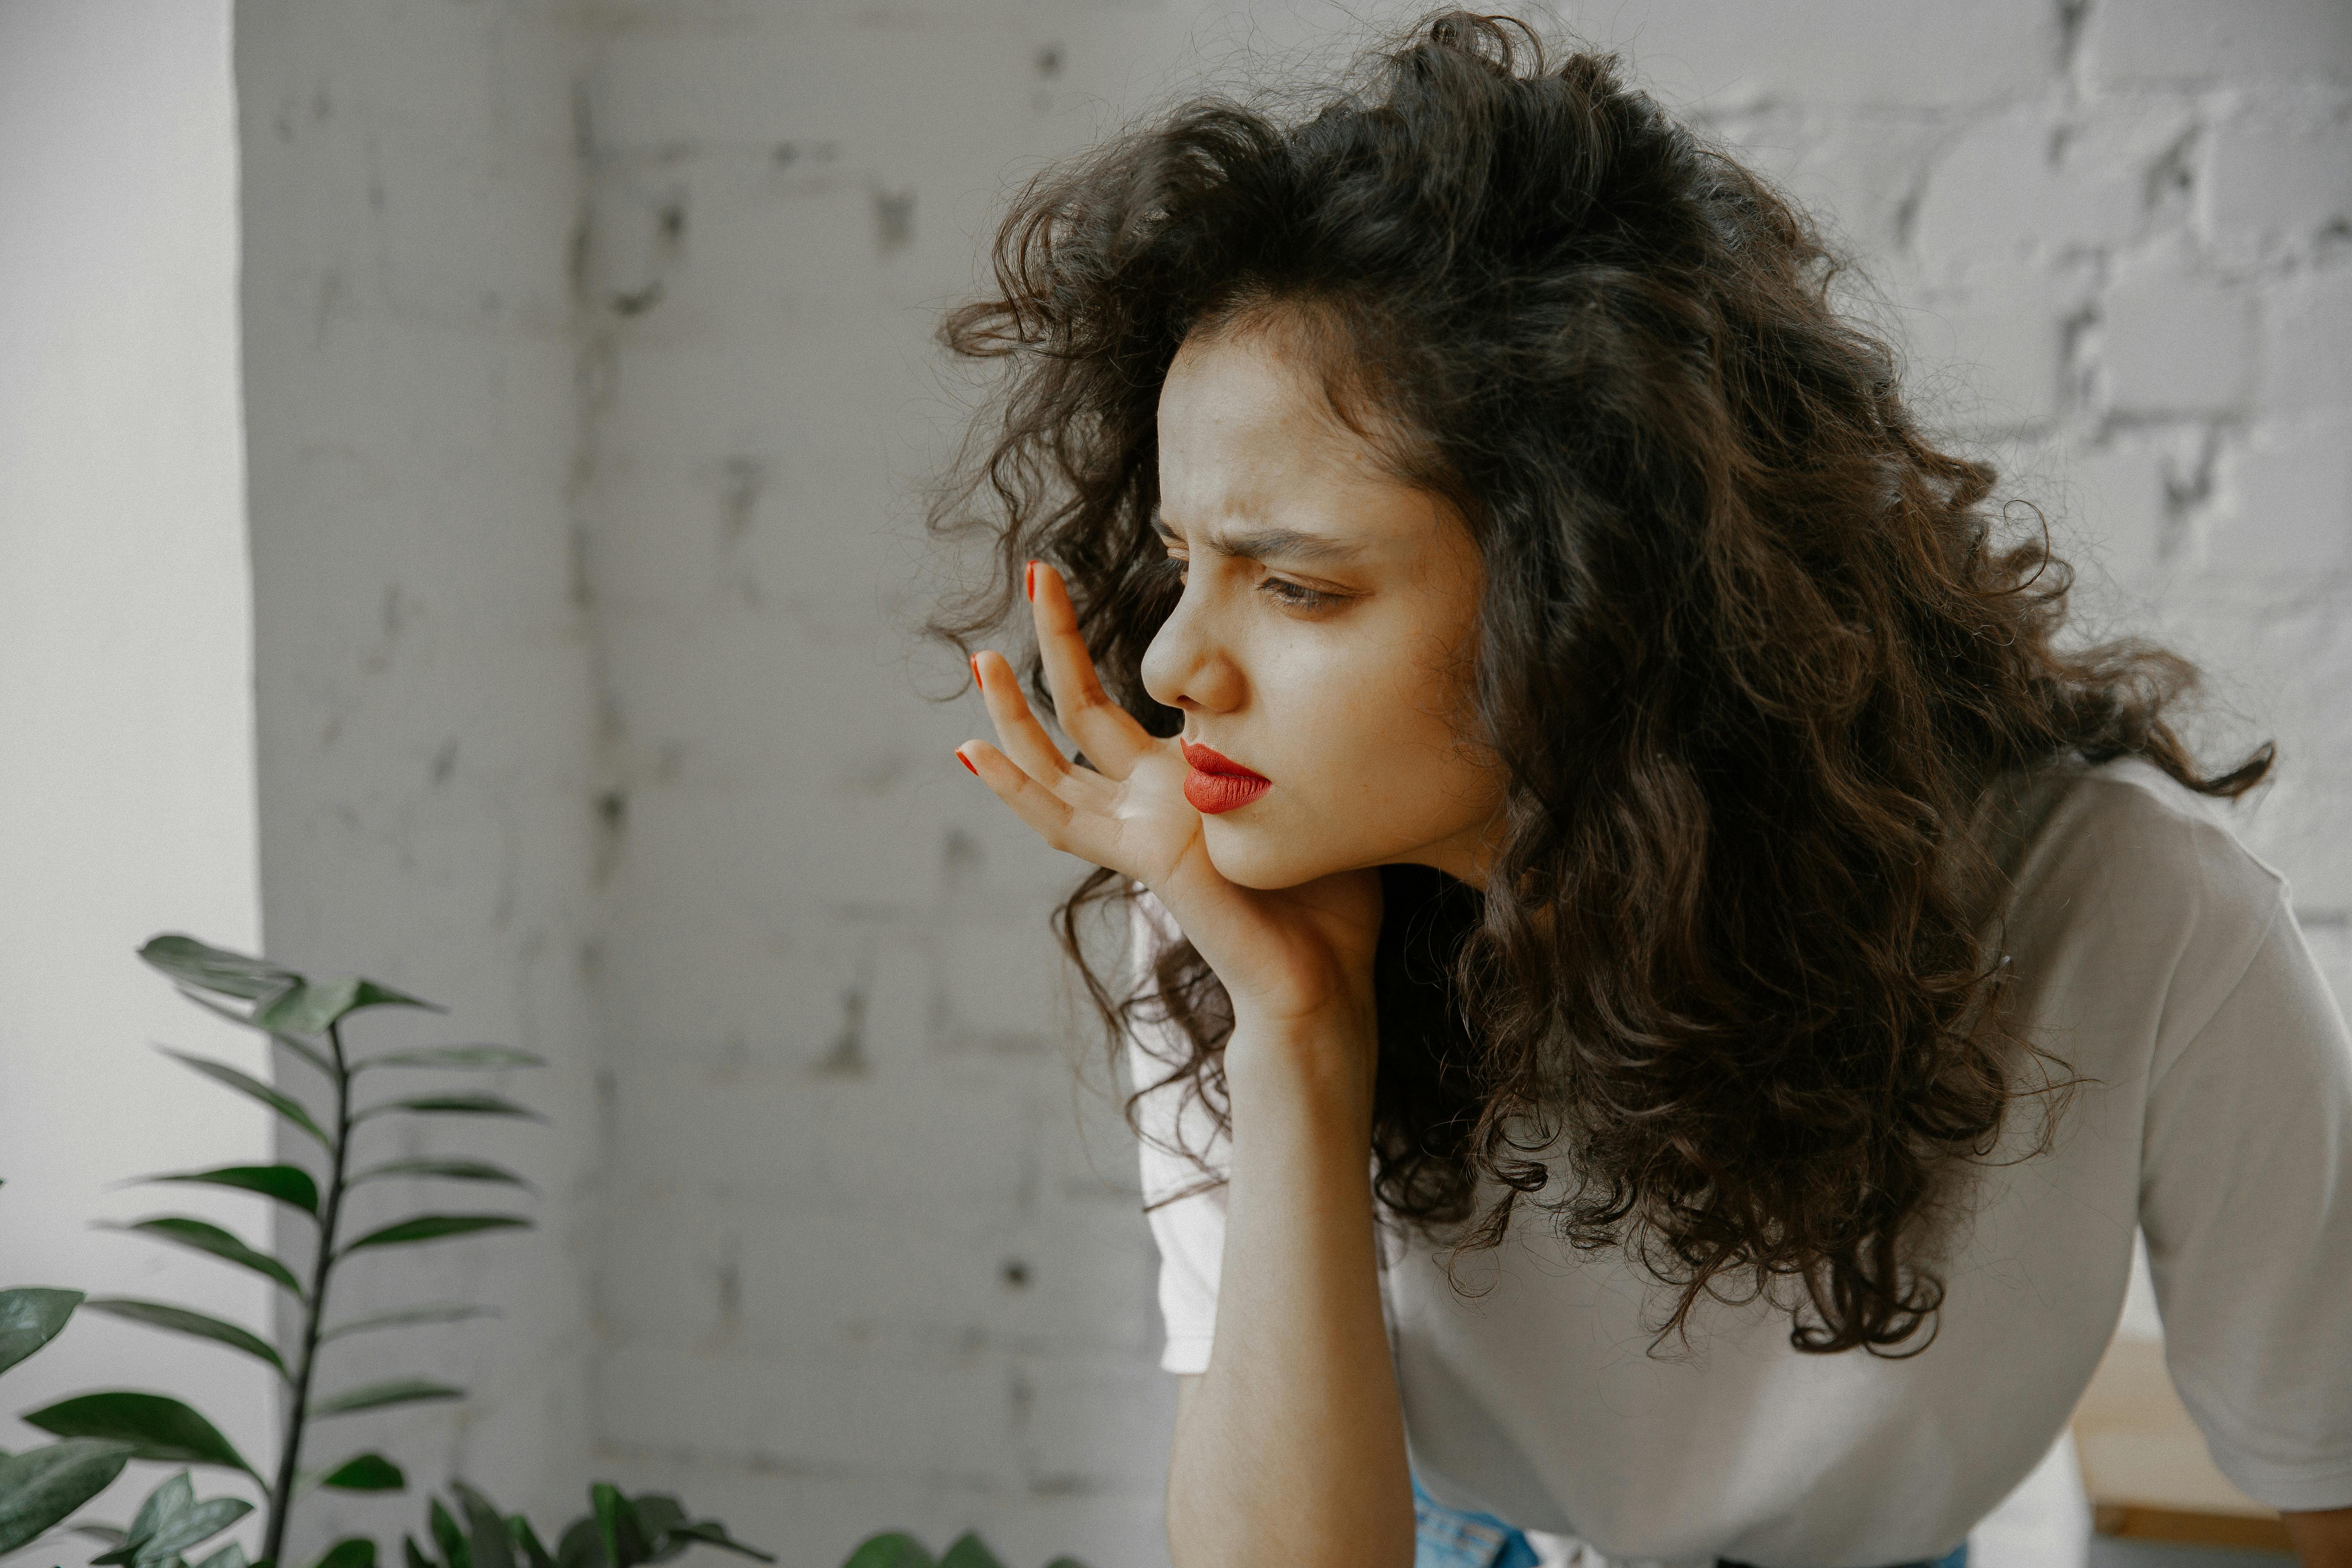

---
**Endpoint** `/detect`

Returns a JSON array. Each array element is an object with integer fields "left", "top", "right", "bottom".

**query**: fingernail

[
  {"left": 1025, "top": 561, "right": 1037, "bottom": 601},
  {"left": 956, "top": 749, "right": 978, "bottom": 776},
  {"left": 971, "top": 653, "right": 984, "bottom": 688}
]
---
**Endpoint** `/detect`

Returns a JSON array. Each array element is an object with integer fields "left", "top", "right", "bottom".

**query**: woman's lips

[{"left": 1180, "top": 738, "right": 1272, "bottom": 815}]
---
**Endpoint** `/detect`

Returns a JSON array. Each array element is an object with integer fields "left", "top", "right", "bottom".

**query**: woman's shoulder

[
  {"left": 1999, "top": 755, "right": 2293, "bottom": 1049},
  {"left": 2012, "top": 754, "right": 2287, "bottom": 911}
]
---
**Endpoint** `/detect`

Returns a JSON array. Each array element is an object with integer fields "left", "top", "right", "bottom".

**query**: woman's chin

[{"left": 1200, "top": 815, "right": 1348, "bottom": 891}]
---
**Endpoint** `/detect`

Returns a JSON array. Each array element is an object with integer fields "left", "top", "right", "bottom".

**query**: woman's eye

[{"left": 1259, "top": 577, "right": 1332, "bottom": 611}]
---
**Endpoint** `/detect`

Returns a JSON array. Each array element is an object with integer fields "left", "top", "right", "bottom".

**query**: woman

[{"left": 933, "top": 15, "right": 2352, "bottom": 1568}]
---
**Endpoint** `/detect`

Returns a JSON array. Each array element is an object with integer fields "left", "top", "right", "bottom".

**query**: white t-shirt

[{"left": 1129, "top": 759, "right": 2352, "bottom": 1567}]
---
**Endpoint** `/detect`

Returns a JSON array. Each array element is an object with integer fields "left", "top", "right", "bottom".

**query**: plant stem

[{"left": 262, "top": 1021, "right": 352, "bottom": 1568}]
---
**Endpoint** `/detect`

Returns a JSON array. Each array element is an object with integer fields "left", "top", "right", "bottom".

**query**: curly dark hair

[{"left": 927, "top": 12, "right": 2271, "bottom": 1354}]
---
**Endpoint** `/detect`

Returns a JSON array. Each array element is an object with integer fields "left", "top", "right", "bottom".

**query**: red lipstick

[{"left": 1180, "top": 738, "right": 1272, "bottom": 815}]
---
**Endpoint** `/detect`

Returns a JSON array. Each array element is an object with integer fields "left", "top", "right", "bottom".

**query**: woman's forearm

[
  {"left": 1165, "top": 1013, "right": 1415, "bottom": 1568},
  {"left": 2286, "top": 1508, "right": 2352, "bottom": 1568}
]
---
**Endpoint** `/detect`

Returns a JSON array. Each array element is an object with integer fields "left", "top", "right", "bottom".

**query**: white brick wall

[
  {"left": 212, "top": 3, "right": 2352, "bottom": 1568},
  {"left": 568, "top": 9, "right": 1191, "bottom": 1564},
  {"left": 235, "top": 2, "right": 606, "bottom": 1560}
]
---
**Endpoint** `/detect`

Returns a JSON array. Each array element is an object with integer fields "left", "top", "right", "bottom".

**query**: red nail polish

[
  {"left": 956, "top": 750, "right": 978, "bottom": 775},
  {"left": 1025, "top": 561, "right": 1037, "bottom": 601},
  {"left": 971, "top": 653, "right": 984, "bottom": 688}
]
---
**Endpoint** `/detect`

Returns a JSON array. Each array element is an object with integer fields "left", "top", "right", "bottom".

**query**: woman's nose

[{"left": 1141, "top": 590, "right": 1243, "bottom": 716}]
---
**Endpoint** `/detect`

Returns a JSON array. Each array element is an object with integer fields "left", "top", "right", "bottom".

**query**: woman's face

[{"left": 1141, "top": 320, "right": 1506, "bottom": 891}]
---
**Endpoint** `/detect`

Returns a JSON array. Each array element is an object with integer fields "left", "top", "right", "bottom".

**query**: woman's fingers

[
  {"left": 1028, "top": 561, "right": 1155, "bottom": 780},
  {"left": 972, "top": 648, "right": 1078, "bottom": 787},
  {"left": 956, "top": 740, "right": 1103, "bottom": 862},
  {"left": 952, "top": 562, "right": 1165, "bottom": 873}
]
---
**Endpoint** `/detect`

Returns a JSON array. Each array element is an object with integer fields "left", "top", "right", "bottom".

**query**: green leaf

[
  {"left": 353, "top": 1094, "right": 543, "bottom": 1124},
  {"left": 141, "top": 1164, "right": 319, "bottom": 1217},
  {"left": 96, "top": 1475, "right": 254, "bottom": 1568},
  {"left": 312, "top": 1538, "right": 379, "bottom": 1568},
  {"left": 591, "top": 1485, "right": 648, "bottom": 1568},
  {"left": 170, "top": 988, "right": 334, "bottom": 1079},
  {"left": 350, "top": 1159, "right": 533, "bottom": 1193},
  {"left": 103, "top": 1468, "right": 195, "bottom": 1563},
  {"left": 509, "top": 1516, "right": 556, "bottom": 1568},
  {"left": 139, "top": 935, "right": 297, "bottom": 1002},
  {"left": 358, "top": 1047, "right": 544, "bottom": 1072},
  {"left": 319, "top": 1453, "right": 406, "bottom": 1491},
  {"left": 106, "top": 1490, "right": 250, "bottom": 1567},
  {"left": 431, "top": 1500, "right": 473, "bottom": 1568},
  {"left": 254, "top": 976, "right": 439, "bottom": 1038},
  {"left": 837, "top": 1536, "right": 935, "bottom": 1568},
  {"left": 662, "top": 1523, "right": 774, "bottom": 1564},
  {"left": 405, "top": 1535, "right": 441, "bottom": 1568},
  {"left": 629, "top": 1498, "right": 684, "bottom": 1552},
  {"left": 553, "top": 1518, "right": 599, "bottom": 1568},
  {"left": 80, "top": 1299, "right": 287, "bottom": 1376},
  {"left": 311, "top": 1378, "right": 465, "bottom": 1417},
  {"left": 451, "top": 1483, "right": 514, "bottom": 1568},
  {"left": 935, "top": 1536, "right": 1004, "bottom": 1568},
  {"left": 0, "top": 1285, "right": 82, "bottom": 1374},
  {"left": 23, "top": 1392, "right": 256, "bottom": 1475},
  {"left": 106, "top": 1218, "right": 304, "bottom": 1300},
  {"left": 157, "top": 1051, "right": 328, "bottom": 1148},
  {"left": 194, "top": 1541, "right": 252, "bottom": 1568},
  {"left": 320, "top": 1303, "right": 497, "bottom": 1342},
  {"left": 340, "top": 1215, "right": 533, "bottom": 1256},
  {"left": 0, "top": 1439, "right": 137, "bottom": 1553}
]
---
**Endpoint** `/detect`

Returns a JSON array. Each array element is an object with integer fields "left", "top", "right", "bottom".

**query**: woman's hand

[{"left": 956, "top": 562, "right": 1383, "bottom": 1061}]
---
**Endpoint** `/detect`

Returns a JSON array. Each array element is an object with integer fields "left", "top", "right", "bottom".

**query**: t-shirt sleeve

[
  {"left": 1124, "top": 892, "right": 1231, "bottom": 1376},
  {"left": 2140, "top": 901, "right": 2352, "bottom": 1512}
]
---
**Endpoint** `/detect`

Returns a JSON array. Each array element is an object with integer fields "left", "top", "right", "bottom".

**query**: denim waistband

[{"left": 1411, "top": 1477, "right": 1971, "bottom": 1568}]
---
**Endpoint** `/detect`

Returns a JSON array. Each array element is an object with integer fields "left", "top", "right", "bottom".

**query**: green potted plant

[
  {"left": 0, "top": 937, "right": 1090, "bottom": 1568},
  {"left": 7, "top": 936, "right": 540, "bottom": 1567}
]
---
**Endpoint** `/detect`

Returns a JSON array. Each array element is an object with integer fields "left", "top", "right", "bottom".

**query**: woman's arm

[
  {"left": 2287, "top": 1509, "right": 2352, "bottom": 1568},
  {"left": 956, "top": 563, "right": 1415, "bottom": 1565},
  {"left": 1165, "top": 1009, "right": 1414, "bottom": 1568}
]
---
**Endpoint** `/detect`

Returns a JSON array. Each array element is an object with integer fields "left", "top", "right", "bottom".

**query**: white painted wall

[{"left": 0, "top": 1, "right": 273, "bottom": 1561}]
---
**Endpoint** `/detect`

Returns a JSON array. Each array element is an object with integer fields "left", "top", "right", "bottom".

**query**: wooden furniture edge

[{"left": 2091, "top": 1502, "right": 2294, "bottom": 1552}]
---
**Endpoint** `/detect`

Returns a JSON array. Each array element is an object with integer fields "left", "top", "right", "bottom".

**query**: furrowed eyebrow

[{"left": 1154, "top": 517, "right": 1364, "bottom": 565}]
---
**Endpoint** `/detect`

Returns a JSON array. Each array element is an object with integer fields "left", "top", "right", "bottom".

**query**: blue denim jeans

[{"left": 1411, "top": 1477, "right": 1972, "bottom": 1568}]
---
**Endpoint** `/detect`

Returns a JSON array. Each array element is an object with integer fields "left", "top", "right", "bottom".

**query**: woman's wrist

[{"left": 1224, "top": 1004, "right": 1380, "bottom": 1139}]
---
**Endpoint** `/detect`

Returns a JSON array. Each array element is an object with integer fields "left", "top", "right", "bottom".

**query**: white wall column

[
  {"left": 234, "top": 3, "right": 605, "bottom": 1561},
  {"left": 0, "top": 3, "right": 272, "bottom": 1561}
]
